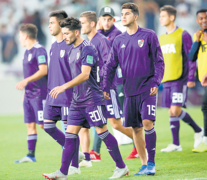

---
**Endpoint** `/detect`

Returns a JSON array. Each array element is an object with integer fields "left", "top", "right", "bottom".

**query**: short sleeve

[
  {"left": 81, "top": 46, "right": 98, "bottom": 67},
  {"left": 36, "top": 47, "right": 48, "bottom": 65}
]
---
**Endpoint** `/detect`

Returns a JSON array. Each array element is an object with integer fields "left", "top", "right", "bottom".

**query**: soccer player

[
  {"left": 189, "top": 9, "right": 207, "bottom": 152},
  {"left": 42, "top": 17, "right": 128, "bottom": 180},
  {"left": 159, "top": 5, "right": 203, "bottom": 153},
  {"left": 103, "top": 3, "right": 164, "bottom": 175},
  {"left": 43, "top": 10, "right": 84, "bottom": 174},
  {"left": 90, "top": 6, "right": 138, "bottom": 161},
  {"left": 79, "top": 11, "right": 134, "bottom": 164},
  {"left": 15, "top": 24, "right": 48, "bottom": 163}
]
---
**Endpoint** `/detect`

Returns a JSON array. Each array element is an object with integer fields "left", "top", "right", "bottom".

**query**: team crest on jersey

[
  {"left": 28, "top": 54, "right": 32, "bottom": 61},
  {"left": 138, "top": 40, "right": 144, "bottom": 47},
  {"left": 76, "top": 52, "right": 80, "bottom": 60},
  {"left": 60, "top": 50, "right": 65, "bottom": 58}
]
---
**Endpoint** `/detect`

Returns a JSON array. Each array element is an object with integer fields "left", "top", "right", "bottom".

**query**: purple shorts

[
  {"left": 67, "top": 105, "right": 107, "bottom": 128},
  {"left": 161, "top": 84, "right": 188, "bottom": 108},
  {"left": 124, "top": 91, "right": 157, "bottom": 128},
  {"left": 105, "top": 89, "right": 123, "bottom": 119},
  {"left": 23, "top": 98, "right": 46, "bottom": 125},
  {"left": 43, "top": 103, "right": 69, "bottom": 121}
]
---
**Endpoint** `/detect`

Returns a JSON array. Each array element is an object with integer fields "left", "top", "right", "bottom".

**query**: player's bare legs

[
  {"left": 108, "top": 118, "right": 133, "bottom": 139},
  {"left": 132, "top": 127, "right": 147, "bottom": 165},
  {"left": 27, "top": 122, "right": 38, "bottom": 134}
]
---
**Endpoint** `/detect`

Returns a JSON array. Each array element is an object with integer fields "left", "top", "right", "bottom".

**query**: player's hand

[
  {"left": 201, "top": 73, "right": 207, "bottom": 86},
  {"left": 49, "top": 85, "right": 65, "bottom": 99},
  {"left": 203, "top": 32, "right": 207, "bottom": 43},
  {"left": 150, "top": 87, "right": 158, "bottom": 96},
  {"left": 187, "top": 81, "right": 195, "bottom": 88},
  {"left": 96, "top": 17, "right": 103, "bottom": 30},
  {"left": 16, "top": 79, "right": 28, "bottom": 90},
  {"left": 104, "top": 91, "right": 110, "bottom": 100},
  {"left": 196, "top": 30, "right": 203, "bottom": 42}
]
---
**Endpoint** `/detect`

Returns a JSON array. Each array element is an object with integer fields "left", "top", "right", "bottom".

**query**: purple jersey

[
  {"left": 163, "top": 28, "right": 196, "bottom": 88},
  {"left": 103, "top": 27, "right": 164, "bottom": 97},
  {"left": 98, "top": 25, "right": 123, "bottom": 85},
  {"left": 68, "top": 40, "right": 104, "bottom": 108},
  {"left": 47, "top": 40, "right": 73, "bottom": 107},
  {"left": 23, "top": 42, "right": 47, "bottom": 99}
]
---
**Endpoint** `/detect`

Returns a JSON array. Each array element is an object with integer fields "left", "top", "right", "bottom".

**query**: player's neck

[
  {"left": 26, "top": 39, "right": 37, "bottom": 50},
  {"left": 87, "top": 28, "right": 97, "bottom": 41},
  {"left": 55, "top": 32, "right": 64, "bottom": 43},
  {"left": 73, "top": 36, "right": 84, "bottom": 47},
  {"left": 166, "top": 23, "right": 176, "bottom": 34},
  {"left": 126, "top": 23, "right": 138, "bottom": 35}
]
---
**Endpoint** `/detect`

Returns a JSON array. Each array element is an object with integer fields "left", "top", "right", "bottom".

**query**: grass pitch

[{"left": 0, "top": 107, "right": 207, "bottom": 180}]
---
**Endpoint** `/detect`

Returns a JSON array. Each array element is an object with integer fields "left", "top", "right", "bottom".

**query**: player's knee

[
  {"left": 112, "top": 123, "right": 120, "bottom": 130},
  {"left": 142, "top": 120, "right": 153, "bottom": 130},
  {"left": 171, "top": 109, "right": 180, "bottom": 117}
]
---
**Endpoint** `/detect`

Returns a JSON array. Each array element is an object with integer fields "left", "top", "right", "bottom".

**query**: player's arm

[
  {"left": 182, "top": 31, "right": 196, "bottom": 88},
  {"left": 102, "top": 41, "right": 119, "bottom": 99},
  {"left": 150, "top": 32, "right": 164, "bottom": 95},
  {"left": 50, "top": 65, "right": 91, "bottom": 99},
  {"left": 201, "top": 73, "right": 207, "bottom": 86},
  {"left": 50, "top": 46, "right": 97, "bottom": 99},
  {"left": 188, "top": 30, "right": 202, "bottom": 62},
  {"left": 16, "top": 64, "right": 48, "bottom": 90}
]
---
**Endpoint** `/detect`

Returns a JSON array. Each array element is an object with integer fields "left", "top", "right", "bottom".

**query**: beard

[{"left": 67, "top": 37, "right": 77, "bottom": 45}]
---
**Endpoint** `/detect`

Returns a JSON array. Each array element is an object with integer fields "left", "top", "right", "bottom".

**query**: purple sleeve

[
  {"left": 182, "top": 30, "right": 196, "bottom": 82},
  {"left": 97, "top": 29, "right": 102, "bottom": 34},
  {"left": 36, "top": 48, "right": 48, "bottom": 65},
  {"left": 150, "top": 32, "right": 164, "bottom": 88},
  {"left": 103, "top": 41, "right": 119, "bottom": 92},
  {"left": 81, "top": 46, "right": 97, "bottom": 67}
]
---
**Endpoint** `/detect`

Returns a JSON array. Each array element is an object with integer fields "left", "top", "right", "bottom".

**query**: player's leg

[
  {"left": 79, "top": 128, "right": 92, "bottom": 167},
  {"left": 90, "top": 131, "right": 102, "bottom": 161},
  {"left": 86, "top": 105, "right": 128, "bottom": 178},
  {"left": 43, "top": 124, "right": 82, "bottom": 180},
  {"left": 193, "top": 86, "right": 207, "bottom": 152},
  {"left": 43, "top": 104, "right": 65, "bottom": 146},
  {"left": 15, "top": 99, "right": 38, "bottom": 163},
  {"left": 135, "top": 91, "right": 157, "bottom": 175},
  {"left": 108, "top": 118, "right": 133, "bottom": 139}
]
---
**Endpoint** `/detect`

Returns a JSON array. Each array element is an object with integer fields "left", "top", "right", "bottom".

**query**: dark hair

[
  {"left": 122, "top": 3, "right": 139, "bottom": 15},
  {"left": 160, "top": 5, "right": 177, "bottom": 20},
  {"left": 20, "top": 24, "right": 38, "bottom": 39},
  {"left": 196, "top": 9, "right": 207, "bottom": 15},
  {"left": 49, "top": 10, "right": 68, "bottom": 21},
  {"left": 80, "top": 11, "right": 97, "bottom": 26},
  {"left": 59, "top": 17, "right": 82, "bottom": 31}
]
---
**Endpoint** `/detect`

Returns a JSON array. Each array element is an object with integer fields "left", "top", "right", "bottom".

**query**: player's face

[
  {"left": 101, "top": 15, "right": 114, "bottom": 31},
  {"left": 19, "top": 31, "right": 27, "bottom": 47},
  {"left": 196, "top": 12, "right": 207, "bottom": 30},
  {"left": 62, "top": 27, "right": 77, "bottom": 45},
  {"left": 159, "top": 11, "right": 171, "bottom": 26},
  {"left": 49, "top": 17, "right": 61, "bottom": 36},
  {"left": 121, "top": 9, "right": 138, "bottom": 27},
  {"left": 80, "top": 17, "right": 92, "bottom": 35}
]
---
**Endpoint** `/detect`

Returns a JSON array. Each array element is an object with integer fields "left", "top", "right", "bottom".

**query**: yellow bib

[
  {"left": 193, "top": 33, "right": 207, "bottom": 81},
  {"left": 159, "top": 28, "right": 184, "bottom": 83}
]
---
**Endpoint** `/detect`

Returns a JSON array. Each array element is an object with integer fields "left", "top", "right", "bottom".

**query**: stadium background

[{"left": 0, "top": 0, "right": 207, "bottom": 180}]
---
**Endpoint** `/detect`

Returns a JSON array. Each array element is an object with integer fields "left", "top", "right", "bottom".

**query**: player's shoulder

[
  {"left": 139, "top": 27, "right": 157, "bottom": 37},
  {"left": 33, "top": 43, "right": 47, "bottom": 54},
  {"left": 96, "top": 32, "right": 109, "bottom": 42},
  {"left": 82, "top": 40, "right": 97, "bottom": 56},
  {"left": 112, "top": 26, "right": 122, "bottom": 35}
]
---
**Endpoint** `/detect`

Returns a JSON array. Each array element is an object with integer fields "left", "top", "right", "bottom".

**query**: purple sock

[
  {"left": 170, "top": 117, "right": 180, "bottom": 146},
  {"left": 64, "top": 121, "right": 67, "bottom": 131},
  {"left": 60, "top": 133, "right": 77, "bottom": 175},
  {"left": 84, "top": 152, "right": 90, "bottom": 161},
  {"left": 44, "top": 122, "right": 65, "bottom": 146},
  {"left": 27, "top": 134, "right": 37, "bottom": 151},
  {"left": 180, "top": 110, "right": 202, "bottom": 133},
  {"left": 145, "top": 127, "right": 156, "bottom": 164},
  {"left": 71, "top": 135, "right": 79, "bottom": 168},
  {"left": 98, "top": 130, "right": 125, "bottom": 168}
]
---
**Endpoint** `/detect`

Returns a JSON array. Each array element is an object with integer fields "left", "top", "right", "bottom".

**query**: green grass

[{"left": 0, "top": 107, "right": 206, "bottom": 180}]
